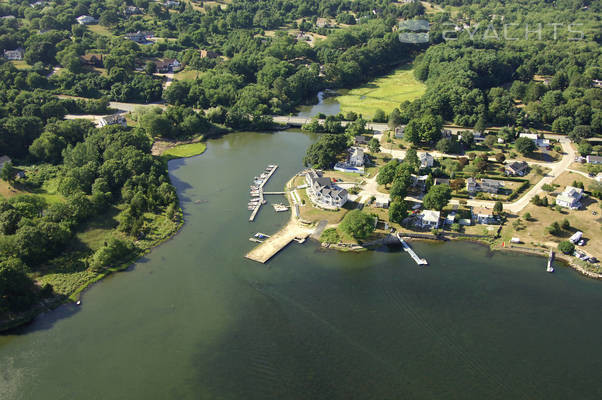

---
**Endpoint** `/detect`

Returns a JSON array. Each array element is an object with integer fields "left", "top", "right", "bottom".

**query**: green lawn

[
  {"left": 174, "top": 68, "right": 200, "bottom": 81},
  {"left": 336, "top": 65, "right": 426, "bottom": 119},
  {"left": 9, "top": 60, "right": 31, "bottom": 70},
  {"left": 163, "top": 142, "right": 207, "bottom": 158},
  {"left": 87, "top": 24, "right": 115, "bottom": 37}
]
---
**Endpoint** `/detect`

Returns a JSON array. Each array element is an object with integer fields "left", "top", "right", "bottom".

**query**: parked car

[
  {"left": 577, "top": 239, "right": 585, "bottom": 246},
  {"left": 588, "top": 257, "right": 598, "bottom": 264}
]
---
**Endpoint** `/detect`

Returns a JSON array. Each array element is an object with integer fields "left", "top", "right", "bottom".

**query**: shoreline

[
  {"left": 319, "top": 231, "right": 602, "bottom": 280},
  {"left": 0, "top": 158, "right": 192, "bottom": 333}
]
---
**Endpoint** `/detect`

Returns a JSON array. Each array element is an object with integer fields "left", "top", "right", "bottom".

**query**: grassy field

[
  {"left": 87, "top": 24, "right": 114, "bottom": 37},
  {"left": 9, "top": 60, "right": 31, "bottom": 70},
  {"left": 336, "top": 65, "right": 426, "bottom": 119},
  {"left": 174, "top": 68, "right": 201, "bottom": 81},
  {"left": 162, "top": 142, "right": 207, "bottom": 159}
]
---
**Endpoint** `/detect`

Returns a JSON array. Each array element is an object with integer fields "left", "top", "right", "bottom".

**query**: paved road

[{"left": 271, "top": 115, "right": 389, "bottom": 132}]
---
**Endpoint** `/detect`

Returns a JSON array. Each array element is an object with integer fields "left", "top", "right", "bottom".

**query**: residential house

[
  {"left": 354, "top": 135, "right": 369, "bottom": 146},
  {"left": 155, "top": 58, "right": 182, "bottom": 73},
  {"left": 3, "top": 48, "right": 23, "bottom": 60},
  {"left": 593, "top": 79, "right": 602, "bottom": 88},
  {"left": 441, "top": 128, "right": 452, "bottom": 138},
  {"left": 163, "top": 1, "right": 180, "bottom": 7},
  {"left": 98, "top": 114, "right": 127, "bottom": 128},
  {"left": 505, "top": 161, "right": 529, "bottom": 176},
  {"left": 433, "top": 178, "right": 449, "bottom": 186},
  {"left": 480, "top": 179, "right": 502, "bottom": 194},
  {"left": 305, "top": 169, "right": 348, "bottom": 208},
  {"left": 472, "top": 207, "right": 497, "bottom": 225},
  {"left": 30, "top": 1, "right": 47, "bottom": 7},
  {"left": 80, "top": 54, "right": 103, "bottom": 67},
  {"left": 419, "top": 152, "right": 434, "bottom": 168},
  {"left": 349, "top": 147, "right": 364, "bottom": 167},
  {"left": 373, "top": 194, "right": 390, "bottom": 209},
  {"left": 586, "top": 155, "right": 602, "bottom": 164},
  {"left": 412, "top": 175, "right": 428, "bottom": 192},
  {"left": 0, "top": 155, "right": 11, "bottom": 170},
  {"left": 76, "top": 15, "right": 97, "bottom": 25},
  {"left": 416, "top": 210, "right": 440, "bottom": 229},
  {"left": 316, "top": 18, "right": 331, "bottom": 28},
  {"left": 556, "top": 186, "right": 583, "bottom": 209},
  {"left": 0, "top": 16, "right": 16, "bottom": 21},
  {"left": 466, "top": 177, "right": 478, "bottom": 194},
  {"left": 466, "top": 178, "right": 501, "bottom": 194},
  {"left": 124, "top": 31, "right": 153, "bottom": 43},
  {"left": 124, "top": 6, "right": 142, "bottom": 15},
  {"left": 200, "top": 49, "right": 219, "bottom": 59},
  {"left": 519, "top": 132, "right": 550, "bottom": 149},
  {"left": 394, "top": 126, "right": 405, "bottom": 139}
]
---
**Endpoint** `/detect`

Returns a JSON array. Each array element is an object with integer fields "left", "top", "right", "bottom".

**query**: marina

[
  {"left": 396, "top": 234, "right": 428, "bottom": 265},
  {"left": 248, "top": 164, "right": 278, "bottom": 222}
]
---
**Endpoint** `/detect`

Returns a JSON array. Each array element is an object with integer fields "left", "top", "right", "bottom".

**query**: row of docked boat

[{"left": 248, "top": 165, "right": 277, "bottom": 210}]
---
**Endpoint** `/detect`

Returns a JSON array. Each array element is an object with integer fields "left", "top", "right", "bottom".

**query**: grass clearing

[
  {"left": 87, "top": 24, "right": 115, "bottom": 37},
  {"left": 336, "top": 65, "right": 426, "bottom": 119},
  {"left": 174, "top": 68, "right": 200, "bottom": 81},
  {"left": 9, "top": 60, "right": 31, "bottom": 70},
  {"left": 162, "top": 142, "right": 207, "bottom": 159}
]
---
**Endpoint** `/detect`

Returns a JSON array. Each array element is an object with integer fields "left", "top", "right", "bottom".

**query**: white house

[
  {"left": 519, "top": 132, "right": 549, "bottom": 149},
  {"left": 419, "top": 152, "right": 434, "bottom": 168},
  {"left": 76, "top": 15, "right": 97, "bottom": 25},
  {"left": 466, "top": 177, "right": 478, "bottom": 194},
  {"left": 305, "top": 169, "right": 348, "bottom": 208},
  {"left": 349, "top": 147, "right": 364, "bottom": 167},
  {"left": 3, "top": 48, "right": 24, "bottom": 60},
  {"left": 556, "top": 186, "right": 583, "bottom": 210},
  {"left": 466, "top": 178, "right": 501, "bottom": 194},
  {"left": 472, "top": 207, "right": 497, "bottom": 225},
  {"left": 155, "top": 58, "right": 182, "bottom": 73},
  {"left": 586, "top": 155, "right": 602, "bottom": 164},
  {"left": 416, "top": 210, "right": 440, "bottom": 229},
  {"left": 98, "top": 114, "right": 127, "bottom": 128}
]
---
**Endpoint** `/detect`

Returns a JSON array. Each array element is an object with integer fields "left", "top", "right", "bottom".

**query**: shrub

[
  {"left": 320, "top": 228, "right": 340, "bottom": 244},
  {"left": 558, "top": 241, "right": 575, "bottom": 255},
  {"left": 523, "top": 212, "right": 531, "bottom": 221}
]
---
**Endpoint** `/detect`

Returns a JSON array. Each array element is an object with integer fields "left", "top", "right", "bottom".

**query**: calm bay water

[{"left": 1, "top": 130, "right": 602, "bottom": 399}]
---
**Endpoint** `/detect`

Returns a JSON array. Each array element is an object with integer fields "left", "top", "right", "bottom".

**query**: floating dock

[
  {"left": 547, "top": 249, "right": 555, "bottom": 273},
  {"left": 249, "top": 165, "right": 278, "bottom": 222},
  {"left": 396, "top": 234, "right": 428, "bottom": 265}
]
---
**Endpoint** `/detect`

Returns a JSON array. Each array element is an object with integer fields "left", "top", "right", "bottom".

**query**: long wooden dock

[
  {"left": 249, "top": 165, "right": 278, "bottom": 222},
  {"left": 396, "top": 234, "right": 428, "bottom": 265},
  {"left": 245, "top": 221, "right": 312, "bottom": 263}
]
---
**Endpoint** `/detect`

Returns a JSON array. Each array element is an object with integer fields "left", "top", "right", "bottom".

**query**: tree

[
  {"left": 561, "top": 218, "right": 570, "bottom": 230},
  {"left": 450, "top": 178, "right": 465, "bottom": 192},
  {"left": 303, "top": 134, "right": 348, "bottom": 169},
  {"left": 0, "top": 162, "right": 16, "bottom": 182},
  {"left": 339, "top": 210, "right": 375, "bottom": 239},
  {"left": 495, "top": 153, "right": 506, "bottom": 163},
  {"left": 484, "top": 135, "right": 497, "bottom": 148},
  {"left": 423, "top": 185, "right": 451, "bottom": 211},
  {"left": 523, "top": 212, "right": 531, "bottom": 221},
  {"left": 0, "top": 258, "right": 38, "bottom": 314},
  {"left": 403, "top": 148, "right": 419, "bottom": 170},
  {"left": 388, "top": 108, "right": 402, "bottom": 129},
  {"left": 546, "top": 221, "right": 561, "bottom": 236},
  {"left": 389, "top": 200, "right": 408, "bottom": 224},
  {"left": 377, "top": 160, "right": 397, "bottom": 186},
  {"left": 368, "top": 138, "right": 380, "bottom": 154},
  {"left": 558, "top": 241, "right": 575, "bottom": 255},
  {"left": 373, "top": 109, "right": 386, "bottom": 123},
  {"left": 493, "top": 201, "right": 503, "bottom": 215},
  {"left": 144, "top": 61, "right": 157, "bottom": 75},
  {"left": 390, "top": 179, "right": 409, "bottom": 200},
  {"left": 578, "top": 141, "right": 593, "bottom": 156},
  {"left": 515, "top": 137, "right": 536, "bottom": 155},
  {"left": 569, "top": 125, "right": 593, "bottom": 142}
]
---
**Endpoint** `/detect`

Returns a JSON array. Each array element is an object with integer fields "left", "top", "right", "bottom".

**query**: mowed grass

[
  {"left": 174, "top": 68, "right": 200, "bottom": 81},
  {"left": 87, "top": 24, "right": 115, "bottom": 37},
  {"left": 163, "top": 142, "right": 207, "bottom": 158},
  {"left": 336, "top": 65, "right": 426, "bottom": 119}
]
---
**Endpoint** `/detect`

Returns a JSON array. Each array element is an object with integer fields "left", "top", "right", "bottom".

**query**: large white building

[
  {"left": 556, "top": 186, "right": 583, "bottom": 209},
  {"left": 419, "top": 152, "right": 434, "bottom": 168},
  {"left": 305, "top": 169, "right": 348, "bottom": 208},
  {"left": 349, "top": 147, "right": 364, "bottom": 167},
  {"left": 416, "top": 210, "right": 440, "bottom": 229},
  {"left": 519, "top": 132, "right": 550, "bottom": 149}
]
